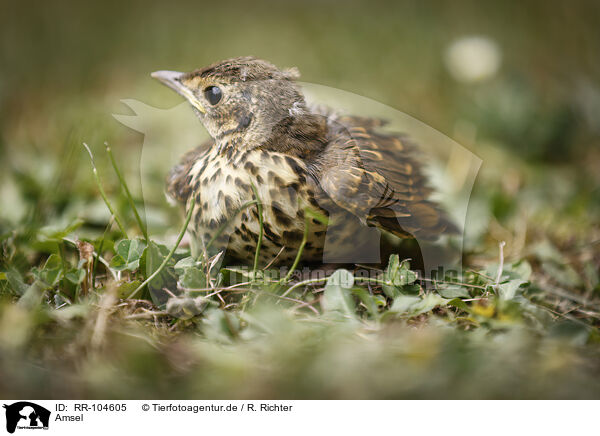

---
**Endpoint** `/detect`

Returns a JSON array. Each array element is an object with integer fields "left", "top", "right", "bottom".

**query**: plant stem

[
  {"left": 280, "top": 274, "right": 487, "bottom": 299},
  {"left": 494, "top": 240, "right": 506, "bottom": 291},
  {"left": 127, "top": 197, "right": 195, "bottom": 299},
  {"left": 280, "top": 276, "right": 328, "bottom": 298},
  {"left": 62, "top": 236, "right": 118, "bottom": 281},
  {"left": 105, "top": 142, "right": 148, "bottom": 243},
  {"left": 91, "top": 218, "right": 113, "bottom": 289},
  {"left": 83, "top": 143, "right": 128, "bottom": 238},
  {"left": 204, "top": 198, "right": 258, "bottom": 289},
  {"left": 280, "top": 215, "right": 310, "bottom": 284}
]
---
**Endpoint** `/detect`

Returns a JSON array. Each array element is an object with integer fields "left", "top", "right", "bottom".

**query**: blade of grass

[
  {"left": 91, "top": 218, "right": 113, "bottom": 289},
  {"left": 105, "top": 142, "right": 148, "bottom": 243},
  {"left": 280, "top": 214, "right": 310, "bottom": 284},
  {"left": 280, "top": 276, "right": 328, "bottom": 298},
  {"left": 203, "top": 198, "right": 259, "bottom": 287},
  {"left": 263, "top": 245, "right": 286, "bottom": 270},
  {"left": 494, "top": 240, "right": 506, "bottom": 292},
  {"left": 83, "top": 143, "right": 128, "bottom": 238},
  {"left": 127, "top": 197, "right": 195, "bottom": 299}
]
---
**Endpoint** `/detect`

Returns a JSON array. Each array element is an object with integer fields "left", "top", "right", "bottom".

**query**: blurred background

[
  {"left": 1, "top": 0, "right": 599, "bottom": 242},
  {"left": 0, "top": 0, "right": 599, "bottom": 399}
]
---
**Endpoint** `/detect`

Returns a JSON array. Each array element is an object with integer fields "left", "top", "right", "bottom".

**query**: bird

[{"left": 151, "top": 57, "right": 454, "bottom": 266}]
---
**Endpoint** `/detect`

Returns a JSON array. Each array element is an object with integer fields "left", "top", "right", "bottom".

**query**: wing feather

[{"left": 312, "top": 115, "right": 455, "bottom": 240}]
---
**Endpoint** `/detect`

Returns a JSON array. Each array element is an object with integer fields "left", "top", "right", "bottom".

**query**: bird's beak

[{"left": 151, "top": 70, "right": 206, "bottom": 114}]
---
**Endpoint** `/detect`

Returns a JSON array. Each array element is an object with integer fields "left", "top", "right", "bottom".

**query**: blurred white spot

[{"left": 444, "top": 36, "right": 501, "bottom": 83}]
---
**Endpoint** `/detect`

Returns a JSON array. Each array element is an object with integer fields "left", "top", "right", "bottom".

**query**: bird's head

[{"left": 151, "top": 57, "right": 306, "bottom": 150}]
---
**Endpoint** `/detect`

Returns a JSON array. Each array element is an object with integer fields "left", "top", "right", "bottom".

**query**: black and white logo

[{"left": 3, "top": 402, "right": 50, "bottom": 434}]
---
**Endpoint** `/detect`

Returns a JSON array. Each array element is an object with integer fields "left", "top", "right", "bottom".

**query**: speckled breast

[{"left": 184, "top": 146, "right": 330, "bottom": 265}]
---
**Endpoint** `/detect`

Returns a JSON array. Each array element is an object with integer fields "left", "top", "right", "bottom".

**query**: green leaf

[
  {"left": 180, "top": 267, "right": 207, "bottom": 289},
  {"left": 382, "top": 254, "right": 417, "bottom": 298},
  {"left": 497, "top": 279, "right": 527, "bottom": 300},
  {"left": 390, "top": 295, "right": 421, "bottom": 312},
  {"left": 174, "top": 257, "right": 207, "bottom": 289},
  {"left": 0, "top": 272, "right": 6, "bottom": 281},
  {"left": 144, "top": 241, "right": 166, "bottom": 284},
  {"left": 391, "top": 294, "right": 447, "bottom": 316},
  {"left": 141, "top": 241, "right": 178, "bottom": 307},
  {"left": 174, "top": 256, "right": 197, "bottom": 275},
  {"left": 117, "top": 280, "right": 142, "bottom": 299},
  {"left": 17, "top": 280, "right": 47, "bottom": 309},
  {"left": 382, "top": 254, "right": 401, "bottom": 298},
  {"left": 50, "top": 304, "right": 90, "bottom": 322},
  {"left": 322, "top": 269, "right": 356, "bottom": 316},
  {"left": 110, "top": 239, "right": 146, "bottom": 271},
  {"left": 65, "top": 268, "right": 86, "bottom": 285},
  {"left": 40, "top": 254, "right": 63, "bottom": 286},
  {"left": 352, "top": 287, "right": 378, "bottom": 318},
  {"left": 437, "top": 285, "right": 470, "bottom": 299},
  {"left": 506, "top": 260, "right": 532, "bottom": 281},
  {"left": 400, "top": 283, "right": 422, "bottom": 295},
  {"left": 448, "top": 298, "right": 470, "bottom": 311},
  {"left": 44, "top": 253, "right": 62, "bottom": 270},
  {"left": 4, "top": 266, "right": 28, "bottom": 296}
]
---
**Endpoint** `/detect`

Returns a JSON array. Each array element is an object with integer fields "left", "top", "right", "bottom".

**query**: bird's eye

[{"left": 203, "top": 86, "right": 222, "bottom": 105}]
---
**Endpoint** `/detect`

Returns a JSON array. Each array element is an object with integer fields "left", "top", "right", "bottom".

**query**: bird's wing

[
  {"left": 312, "top": 115, "right": 454, "bottom": 240},
  {"left": 166, "top": 141, "right": 212, "bottom": 205}
]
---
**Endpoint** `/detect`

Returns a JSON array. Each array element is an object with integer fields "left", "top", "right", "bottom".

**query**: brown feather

[
  {"left": 166, "top": 142, "right": 211, "bottom": 204},
  {"left": 309, "top": 114, "right": 456, "bottom": 240}
]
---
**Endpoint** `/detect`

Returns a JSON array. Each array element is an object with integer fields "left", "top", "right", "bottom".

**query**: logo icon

[{"left": 3, "top": 402, "right": 50, "bottom": 434}]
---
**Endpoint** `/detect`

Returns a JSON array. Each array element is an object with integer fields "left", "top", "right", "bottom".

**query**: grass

[
  {"left": 1, "top": 0, "right": 599, "bottom": 399},
  {"left": 0, "top": 134, "right": 598, "bottom": 399}
]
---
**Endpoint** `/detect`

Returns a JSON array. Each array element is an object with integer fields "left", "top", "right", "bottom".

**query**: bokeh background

[
  {"left": 2, "top": 0, "right": 599, "bottom": 238},
  {"left": 1, "top": 0, "right": 599, "bottom": 399}
]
